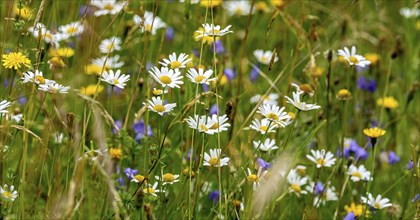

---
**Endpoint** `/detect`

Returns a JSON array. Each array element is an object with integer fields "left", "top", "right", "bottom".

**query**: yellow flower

[
  {"left": 287, "top": 112, "right": 296, "bottom": 120},
  {"left": 85, "top": 64, "right": 107, "bottom": 75},
  {"left": 337, "top": 89, "right": 352, "bottom": 100},
  {"left": 2, "top": 52, "right": 31, "bottom": 70},
  {"left": 363, "top": 127, "right": 386, "bottom": 138},
  {"left": 345, "top": 203, "right": 368, "bottom": 217},
  {"left": 80, "top": 84, "right": 104, "bottom": 96},
  {"left": 200, "top": 0, "right": 222, "bottom": 8},
  {"left": 109, "top": 148, "right": 122, "bottom": 160},
  {"left": 255, "top": 2, "right": 269, "bottom": 12},
  {"left": 377, "top": 96, "right": 398, "bottom": 109},
  {"left": 270, "top": 0, "right": 287, "bottom": 9},
  {"left": 49, "top": 47, "right": 75, "bottom": 58},
  {"left": 48, "top": 57, "right": 66, "bottom": 70},
  {"left": 14, "top": 4, "right": 32, "bottom": 20},
  {"left": 364, "top": 53, "right": 379, "bottom": 65}
]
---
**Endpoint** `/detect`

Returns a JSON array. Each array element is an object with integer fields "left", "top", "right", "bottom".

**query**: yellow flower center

[
  {"left": 2, "top": 191, "right": 12, "bottom": 199},
  {"left": 145, "top": 24, "right": 152, "bottom": 32},
  {"left": 109, "top": 148, "right": 122, "bottom": 160},
  {"left": 261, "top": 56, "right": 267, "bottom": 62},
  {"left": 209, "top": 122, "right": 219, "bottom": 130},
  {"left": 159, "top": 76, "right": 172, "bottom": 85},
  {"left": 349, "top": 56, "right": 359, "bottom": 64},
  {"left": 143, "top": 187, "right": 155, "bottom": 194},
  {"left": 113, "top": 79, "right": 120, "bottom": 85},
  {"left": 107, "top": 43, "right": 114, "bottom": 51},
  {"left": 153, "top": 104, "right": 165, "bottom": 113},
  {"left": 35, "top": 75, "right": 46, "bottom": 84},
  {"left": 67, "top": 27, "right": 78, "bottom": 34},
  {"left": 199, "top": 124, "right": 209, "bottom": 132},
  {"left": 134, "top": 175, "right": 145, "bottom": 182},
  {"left": 259, "top": 125, "right": 268, "bottom": 132},
  {"left": 247, "top": 174, "right": 259, "bottom": 182},
  {"left": 195, "top": 75, "right": 206, "bottom": 83},
  {"left": 374, "top": 202, "right": 381, "bottom": 209},
  {"left": 208, "top": 157, "right": 219, "bottom": 166},
  {"left": 316, "top": 158, "right": 326, "bottom": 166},
  {"left": 352, "top": 171, "right": 362, "bottom": 179},
  {"left": 290, "top": 184, "right": 301, "bottom": 193},
  {"left": 104, "top": 3, "right": 114, "bottom": 10},
  {"left": 162, "top": 173, "right": 175, "bottom": 182},
  {"left": 152, "top": 89, "right": 163, "bottom": 96},
  {"left": 170, "top": 61, "right": 182, "bottom": 69},
  {"left": 266, "top": 112, "right": 279, "bottom": 121}
]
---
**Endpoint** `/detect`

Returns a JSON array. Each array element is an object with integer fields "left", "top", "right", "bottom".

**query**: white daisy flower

[
  {"left": 155, "top": 173, "right": 180, "bottom": 185},
  {"left": 246, "top": 167, "right": 267, "bottom": 191},
  {"left": 21, "top": 70, "right": 56, "bottom": 85},
  {"left": 58, "top": 21, "right": 84, "bottom": 37},
  {"left": 99, "top": 69, "right": 130, "bottom": 89},
  {"left": 92, "top": 55, "right": 125, "bottom": 69},
  {"left": 337, "top": 46, "right": 371, "bottom": 67},
  {"left": 143, "top": 182, "right": 164, "bottom": 197},
  {"left": 223, "top": 1, "right": 253, "bottom": 16},
  {"left": 144, "top": 96, "right": 176, "bottom": 116},
  {"left": 99, "top": 37, "right": 122, "bottom": 54},
  {"left": 361, "top": 193, "right": 392, "bottom": 210},
  {"left": 133, "top": 11, "right": 167, "bottom": 35},
  {"left": 195, "top": 23, "right": 233, "bottom": 38},
  {"left": 347, "top": 164, "right": 372, "bottom": 182},
  {"left": 287, "top": 169, "right": 308, "bottom": 197},
  {"left": 290, "top": 83, "right": 314, "bottom": 97},
  {"left": 186, "top": 114, "right": 210, "bottom": 133},
  {"left": 257, "top": 104, "right": 291, "bottom": 127},
  {"left": 149, "top": 66, "right": 183, "bottom": 88},
  {"left": 0, "top": 100, "right": 12, "bottom": 114},
  {"left": 4, "top": 113, "right": 23, "bottom": 123},
  {"left": 187, "top": 68, "right": 214, "bottom": 85},
  {"left": 399, "top": 8, "right": 420, "bottom": 18},
  {"left": 159, "top": 52, "right": 192, "bottom": 70},
  {"left": 28, "top": 23, "right": 63, "bottom": 47},
  {"left": 285, "top": 91, "right": 321, "bottom": 111},
  {"left": 253, "top": 49, "right": 279, "bottom": 65},
  {"left": 306, "top": 149, "right": 336, "bottom": 168},
  {"left": 0, "top": 184, "right": 18, "bottom": 201},
  {"left": 205, "top": 114, "right": 231, "bottom": 134},
  {"left": 38, "top": 82, "right": 70, "bottom": 94},
  {"left": 249, "top": 118, "right": 278, "bottom": 134},
  {"left": 203, "top": 148, "right": 230, "bottom": 167},
  {"left": 79, "top": 148, "right": 108, "bottom": 162},
  {"left": 253, "top": 138, "right": 278, "bottom": 152},
  {"left": 250, "top": 93, "right": 279, "bottom": 106},
  {"left": 91, "top": 0, "right": 126, "bottom": 17}
]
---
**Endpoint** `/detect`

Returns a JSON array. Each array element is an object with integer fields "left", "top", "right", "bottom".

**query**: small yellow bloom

[
  {"left": 299, "top": 84, "right": 314, "bottom": 95},
  {"left": 182, "top": 168, "right": 195, "bottom": 178},
  {"left": 363, "top": 127, "right": 386, "bottom": 138},
  {"left": 80, "top": 84, "right": 104, "bottom": 96},
  {"left": 2, "top": 52, "right": 31, "bottom": 70},
  {"left": 109, "top": 148, "right": 122, "bottom": 160},
  {"left": 377, "top": 96, "right": 398, "bottom": 109},
  {"left": 200, "top": 0, "right": 222, "bottom": 8},
  {"left": 14, "top": 4, "right": 32, "bottom": 20},
  {"left": 49, "top": 47, "right": 75, "bottom": 58},
  {"left": 133, "top": 174, "right": 145, "bottom": 183},
  {"left": 337, "top": 89, "right": 352, "bottom": 100},
  {"left": 270, "top": 0, "right": 287, "bottom": 9},
  {"left": 345, "top": 203, "right": 368, "bottom": 217},
  {"left": 85, "top": 64, "right": 107, "bottom": 75},
  {"left": 287, "top": 112, "right": 296, "bottom": 120},
  {"left": 364, "top": 53, "right": 379, "bottom": 65},
  {"left": 48, "top": 57, "right": 66, "bottom": 70},
  {"left": 255, "top": 2, "right": 269, "bottom": 12}
]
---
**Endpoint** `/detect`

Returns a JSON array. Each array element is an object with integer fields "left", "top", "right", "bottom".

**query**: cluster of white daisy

[
  {"left": 0, "top": 100, "right": 23, "bottom": 123},
  {"left": 21, "top": 69, "right": 70, "bottom": 94},
  {"left": 28, "top": 21, "right": 84, "bottom": 47}
]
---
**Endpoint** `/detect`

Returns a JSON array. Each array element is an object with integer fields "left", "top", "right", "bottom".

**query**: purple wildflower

[{"left": 209, "top": 190, "right": 220, "bottom": 204}]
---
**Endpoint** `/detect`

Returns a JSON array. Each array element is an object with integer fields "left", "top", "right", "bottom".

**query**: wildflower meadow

[{"left": 0, "top": 0, "right": 419, "bottom": 219}]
